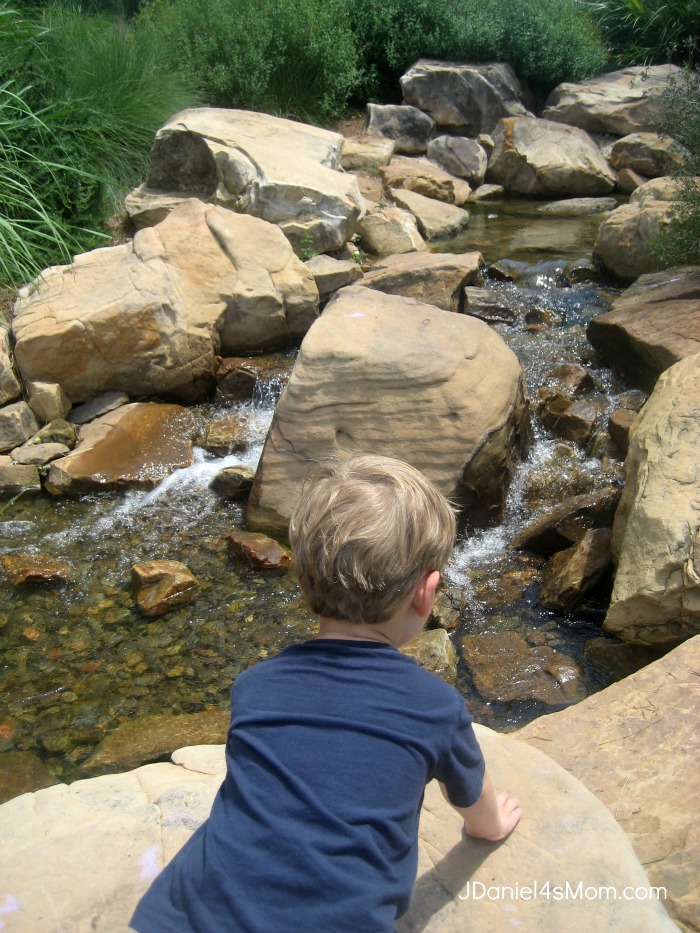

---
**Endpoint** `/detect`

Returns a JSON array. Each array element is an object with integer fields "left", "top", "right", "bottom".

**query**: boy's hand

[
  {"left": 439, "top": 773, "right": 522, "bottom": 843},
  {"left": 474, "top": 790, "right": 522, "bottom": 842}
]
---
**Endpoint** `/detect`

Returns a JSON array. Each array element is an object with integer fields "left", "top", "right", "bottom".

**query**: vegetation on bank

[{"left": 1, "top": 0, "right": 698, "bottom": 287}]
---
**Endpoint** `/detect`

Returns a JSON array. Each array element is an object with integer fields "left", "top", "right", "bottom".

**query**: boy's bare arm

[{"left": 438, "top": 771, "right": 522, "bottom": 842}]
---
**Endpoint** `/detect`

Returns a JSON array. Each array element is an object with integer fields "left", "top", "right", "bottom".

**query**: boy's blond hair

[{"left": 289, "top": 454, "right": 456, "bottom": 624}]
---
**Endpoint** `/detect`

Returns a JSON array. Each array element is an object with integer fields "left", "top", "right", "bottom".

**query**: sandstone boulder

[
  {"left": 543, "top": 65, "right": 684, "bottom": 136},
  {"left": 355, "top": 207, "right": 427, "bottom": 256},
  {"left": 390, "top": 188, "right": 469, "bottom": 240},
  {"left": 0, "top": 326, "right": 20, "bottom": 406},
  {"left": 610, "top": 132, "right": 687, "bottom": 177},
  {"left": 604, "top": 354, "right": 700, "bottom": 645},
  {"left": 25, "top": 381, "right": 71, "bottom": 424},
  {"left": 304, "top": 253, "right": 363, "bottom": 300},
  {"left": 487, "top": 117, "right": 617, "bottom": 197},
  {"left": 0, "top": 402, "right": 39, "bottom": 453},
  {"left": 246, "top": 286, "right": 529, "bottom": 534},
  {"left": 518, "top": 636, "right": 700, "bottom": 931},
  {"left": 12, "top": 200, "right": 318, "bottom": 403},
  {"left": 44, "top": 402, "right": 195, "bottom": 495},
  {"left": 400, "top": 60, "right": 532, "bottom": 135},
  {"left": 126, "top": 108, "right": 363, "bottom": 254},
  {"left": 341, "top": 135, "right": 395, "bottom": 171},
  {"left": 358, "top": 251, "right": 483, "bottom": 312},
  {"left": 381, "top": 156, "right": 459, "bottom": 204},
  {"left": 427, "top": 135, "right": 488, "bottom": 186},
  {"left": 587, "top": 265, "right": 700, "bottom": 386},
  {"left": 366, "top": 103, "right": 435, "bottom": 154}
]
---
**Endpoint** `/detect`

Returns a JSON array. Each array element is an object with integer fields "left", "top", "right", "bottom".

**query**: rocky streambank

[{"left": 0, "top": 57, "right": 698, "bottom": 933}]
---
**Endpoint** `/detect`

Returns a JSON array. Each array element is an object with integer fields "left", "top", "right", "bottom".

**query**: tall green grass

[{"left": 583, "top": 0, "right": 700, "bottom": 68}]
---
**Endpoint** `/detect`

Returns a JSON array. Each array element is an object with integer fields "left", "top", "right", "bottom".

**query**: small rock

[
  {"left": 68, "top": 391, "right": 129, "bottom": 425},
  {"left": 2, "top": 553, "right": 72, "bottom": 585},
  {"left": 462, "top": 286, "right": 519, "bottom": 324},
  {"left": 228, "top": 530, "right": 291, "bottom": 571},
  {"left": 304, "top": 254, "right": 363, "bottom": 300},
  {"left": 390, "top": 188, "right": 469, "bottom": 241},
  {"left": 355, "top": 207, "right": 427, "bottom": 256},
  {"left": 0, "top": 402, "right": 39, "bottom": 453},
  {"left": 131, "top": 559, "right": 199, "bottom": 617},
  {"left": 402, "top": 629, "right": 456, "bottom": 683},
  {"left": 215, "top": 354, "right": 292, "bottom": 404},
  {"left": 547, "top": 363, "right": 596, "bottom": 395},
  {"left": 428, "top": 591, "right": 461, "bottom": 632},
  {"left": 29, "top": 419, "right": 77, "bottom": 449},
  {"left": 341, "top": 136, "right": 395, "bottom": 171},
  {"left": 539, "top": 528, "right": 613, "bottom": 612},
  {"left": 537, "top": 197, "right": 617, "bottom": 216},
  {"left": 26, "top": 381, "right": 72, "bottom": 424},
  {"left": 199, "top": 414, "right": 248, "bottom": 456},
  {"left": 468, "top": 183, "right": 504, "bottom": 201},
  {"left": 538, "top": 391, "right": 598, "bottom": 446},
  {"left": 487, "top": 259, "right": 529, "bottom": 283},
  {"left": 209, "top": 466, "right": 255, "bottom": 500},
  {"left": 563, "top": 257, "right": 603, "bottom": 285},
  {"left": 380, "top": 157, "right": 458, "bottom": 204},
  {"left": 365, "top": 103, "right": 435, "bottom": 154},
  {"left": 0, "top": 457, "right": 41, "bottom": 497},
  {"left": 11, "top": 443, "right": 70, "bottom": 466},
  {"left": 608, "top": 408, "right": 637, "bottom": 454}
]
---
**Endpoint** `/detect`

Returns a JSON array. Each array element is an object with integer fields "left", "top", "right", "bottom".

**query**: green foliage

[{"left": 583, "top": 0, "right": 700, "bottom": 68}]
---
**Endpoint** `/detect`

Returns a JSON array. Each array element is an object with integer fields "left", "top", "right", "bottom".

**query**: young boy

[{"left": 130, "top": 454, "right": 521, "bottom": 932}]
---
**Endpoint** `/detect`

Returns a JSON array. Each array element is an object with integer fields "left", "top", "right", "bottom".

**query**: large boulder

[
  {"left": 587, "top": 265, "right": 700, "bottom": 388},
  {"left": 543, "top": 65, "right": 684, "bottom": 136},
  {"left": 358, "top": 251, "right": 484, "bottom": 312},
  {"left": 0, "top": 729, "right": 677, "bottom": 933},
  {"left": 246, "top": 286, "right": 529, "bottom": 534},
  {"left": 603, "top": 354, "right": 700, "bottom": 645},
  {"left": 592, "top": 178, "right": 678, "bottom": 282},
  {"left": 125, "top": 109, "right": 364, "bottom": 254},
  {"left": 44, "top": 402, "right": 195, "bottom": 495},
  {"left": 400, "top": 60, "right": 532, "bottom": 135},
  {"left": 487, "top": 117, "right": 617, "bottom": 197},
  {"left": 517, "top": 636, "right": 700, "bottom": 931},
  {"left": 12, "top": 200, "right": 318, "bottom": 404},
  {"left": 610, "top": 132, "right": 687, "bottom": 177}
]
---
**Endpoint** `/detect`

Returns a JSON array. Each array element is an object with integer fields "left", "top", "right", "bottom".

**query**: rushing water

[{"left": 0, "top": 198, "right": 645, "bottom": 795}]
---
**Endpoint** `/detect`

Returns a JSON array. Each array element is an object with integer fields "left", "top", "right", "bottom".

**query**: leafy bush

[{"left": 583, "top": 0, "right": 700, "bottom": 68}]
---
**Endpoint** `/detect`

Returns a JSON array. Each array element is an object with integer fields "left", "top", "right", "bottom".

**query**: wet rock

[
  {"left": 246, "top": 286, "right": 529, "bottom": 534},
  {"left": 610, "top": 132, "right": 687, "bottom": 177},
  {"left": 400, "top": 60, "right": 531, "bottom": 135},
  {"left": 0, "top": 401, "right": 40, "bottom": 453},
  {"left": 0, "top": 750, "right": 58, "bottom": 805},
  {"left": 11, "top": 443, "right": 70, "bottom": 466},
  {"left": 359, "top": 251, "right": 483, "bottom": 312},
  {"left": 0, "top": 326, "right": 21, "bottom": 406},
  {"left": 462, "top": 632, "right": 586, "bottom": 704},
  {"left": 539, "top": 528, "right": 613, "bottom": 612},
  {"left": 131, "top": 559, "right": 199, "bottom": 617},
  {"left": 511, "top": 488, "right": 621, "bottom": 555},
  {"left": 215, "top": 354, "right": 292, "bottom": 404},
  {"left": 126, "top": 109, "right": 362, "bottom": 254},
  {"left": 341, "top": 135, "right": 395, "bottom": 171},
  {"left": 467, "top": 183, "right": 504, "bottom": 201},
  {"left": 487, "top": 258, "right": 528, "bottom": 283},
  {"left": 537, "top": 197, "right": 617, "bottom": 216},
  {"left": 542, "top": 65, "right": 684, "bottom": 135},
  {"left": 29, "top": 418, "right": 76, "bottom": 449},
  {"left": 537, "top": 391, "right": 598, "bottom": 446},
  {"left": 25, "top": 381, "right": 71, "bottom": 424},
  {"left": 209, "top": 465, "right": 255, "bottom": 500},
  {"left": 583, "top": 636, "right": 661, "bottom": 682},
  {"left": 228, "top": 530, "right": 291, "bottom": 571},
  {"left": 2, "top": 553, "right": 72, "bottom": 586},
  {"left": 462, "top": 286, "right": 519, "bottom": 324},
  {"left": 587, "top": 264, "right": 700, "bottom": 388},
  {"left": 380, "top": 156, "right": 458, "bottom": 204},
  {"left": 45, "top": 402, "right": 195, "bottom": 495},
  {"left": 13, "top": 200, "right": 319, "bottom": 404},
  {"left": 390, "top": 188, "right": 469, "bottom": 241},
  {"left": 608, "top": 408, "right": 637, "bottom": 454},
  {"left": 304, "top": 254, "right": 363, "bottom": 301},
  {"left": 68, "top": 391, "right": 129, "bottom": 425},
  {"left": 487, "top": 118, "right": 617, "bottom": 197},
  {"left": 517, "top": 635, "right": 700, "bottom": 929},
  {"left": 562, "top": 257, "right": 602, "bottom": 285},
  {"left": 402, "top": 629, "right": 456, "bottom": 683},
  {"left": 605, "top": 354, "right": 700, "bottom": 645},
  {"left": 547, "top": 362, "right": 596, "bottom": 395},
  {"left": 365, "top": 103, "right": 435, "bottom": 154},
  {"left": 83, "top": 708, "right": 229, "bottom": 773},
  {"left": 355, "top": 207, "right": 427, "bottom": 256},
  {"left": 199, "top": 413, "right": 248, "bottom": 456},
  {"left": 0, "top": 457, "right": 41, "bottom": 497},
  {"left": 471, "top": 565, "right": 542, "bottom": 610},
  {"left": 427, "top": 136, "right": 487, "bottom": 186},
  {"left": 427, "top": 591, "right": 461, "bottom": 632}
]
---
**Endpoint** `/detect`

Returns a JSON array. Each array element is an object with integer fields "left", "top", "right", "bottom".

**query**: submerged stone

[
  {"left": 228, "top": 531, "right": 291, "bottom": 571},
  {"left": 132, "top": 560, "right": 199, "bottom": 618},
  {"left": 1, "top": 553, "right": 72, "bottom": 586}
]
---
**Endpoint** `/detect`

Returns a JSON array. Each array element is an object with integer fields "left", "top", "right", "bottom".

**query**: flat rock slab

[
  {"left": 44, "top": 403, "right": 194, "bottom": 495},
  {"left": 0, "top": 726, "right": 676, "bottom": 932},
  {"left": 510, "top": 488, "right": 620, "bottom": 554},
  {"left": 131, "top": 559, "right": 199, "bottom": 618},
  {"left": 587, "top": 265, "right": 700, "bottom": 387},
  {"left": 359, "top": 252, "right": 484, "bottom": 312},
  {"left": 381, "top": 157, "right": 460, "bottom": 204},
  {"left": 0, "top": 457, "right": 41, "bottom": 497},
  {"left": 1, "top": 553, "right": 72, "bottom": 586},
  {"left": 543, "top": 65, "right": 684, "bottom": 136},
  {"left": 341, "top": 135, "right": 395, "bottom": 170},
  {"left": 228, "top": 530, "right": 291, "bottom": 570},
  {"left": 390, "top": 188, "right": 469, "bottom": 240},
  {"left": 538, "top": 197, "right": 617, "bottom": 216},
  {"left": 517, "top": 636, "right": 700, "bottom": 931}
]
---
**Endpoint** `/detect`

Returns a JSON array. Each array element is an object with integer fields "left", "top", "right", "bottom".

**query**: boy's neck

[{"left": 315, "top": 617, "right": 397, "bottom": 646}]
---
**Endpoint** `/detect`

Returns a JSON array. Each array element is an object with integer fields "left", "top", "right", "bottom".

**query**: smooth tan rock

[
  {"left": 543, "top": 65, "right": 684, "bottom": 135},
  {"left": 246, "top": 286, "right": 529, "bottom": 534},
  {"left": 0, "top": 326, "right": 21, "bottom": 406},
  {"left": 10, "top": 442, "right": 70, "bottom": 466},
  {"left": 341, "top": 135, "right": 395, "bottom": 170},
  {"left": 402, "top": 629, "right": 456, "bottom": 683},
  {"left": 611, "top": 132, "right": 687, "bottom": 177},
  {"left": 25, "top": 381, "right": 71, "bottom": 424},
  {"left": 587, "top": 265, "right": 700, "bottom": 387},
  {"left": 359, "top": 252, "right": 483, "bottom": 312},
  {"left": 228, "top": 530, "right": 291, "bottom": 570},
  {"left": 604, "top": 354, "right": 700, "bottom": 645},
  {"left": 366, "top": 103, "right": 435, "bottom": 154},
  {"left": 131, "top": 560, "right": 199, "bottom": 618},
  {"left": 593, "top": 194, "right": 674, "bottom": 282},
  {"left": 381, "top": 157, "right": 458, "bottom": 203},
  {"left": 355, "top": 207, "right": 427, "bottom": 256},
  {"left": 0, "top": 457, "right": 41, "bottom": 497},
  {"left": 0, "top": 402, "right": 39, "bottom": 454},
  {"left": 304, "top": 254, "right": 363, "bottom": 299},
  {"left": 44, "top": 402, "right": 194, "bottom": 495},
  {"left": 467, "top": 183, "right": 504, "bottom": 201},
  {"left": 487, "top": 117, "right": 617, "bottom": 197},
  {"left": 518, "top": 636, "right": 700, "bottom": 931},
  {"left": 539, "top": 528, "right": 613, "bottom": 612},
  {"left": 390, "top": 188, "right": 469, "bottom": 240},
  {"left": 608, "top": 408, "right": 637, "bottom": 453},
  {"left": 538, "top": 196, "right": 617, "bottom": 216},
  {"left": 68, "top": 392, "right": 130, "bottom": 425},
  {"left": 13, "top": 200, "right": 318, "bottom": 403},
  {"left": 127, "top": 108, "right": 363, "bottom": 254},
  {"left": 1, "top": 553, "right": 72, "bottom": 586}
]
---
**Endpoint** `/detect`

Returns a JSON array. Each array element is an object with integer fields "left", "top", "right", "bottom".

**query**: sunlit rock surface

[{"left": 359, "top": 251, "right": 483, "bottom": 312}]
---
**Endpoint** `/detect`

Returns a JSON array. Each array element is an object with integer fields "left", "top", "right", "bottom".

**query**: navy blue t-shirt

[{"left": 130, "top": 639, "right": 485, "bottom": 933}]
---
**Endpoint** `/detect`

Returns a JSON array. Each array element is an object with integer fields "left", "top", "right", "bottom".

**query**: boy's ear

[{"left": 412, "top": 570, "right": 440, "bottom": 616}]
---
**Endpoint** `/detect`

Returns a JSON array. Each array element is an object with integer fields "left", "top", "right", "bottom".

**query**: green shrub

[{"left": 583, "top": 0, "right": 700, "bottom": 68}]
